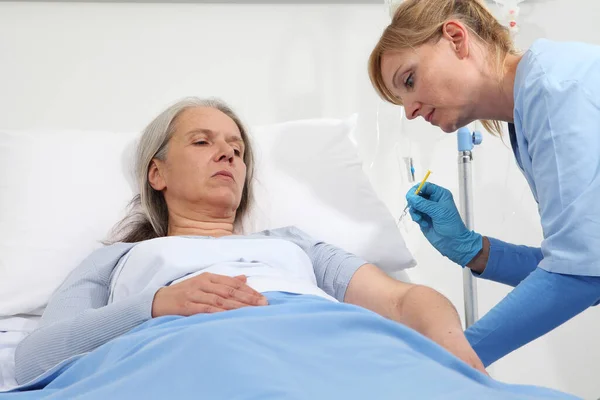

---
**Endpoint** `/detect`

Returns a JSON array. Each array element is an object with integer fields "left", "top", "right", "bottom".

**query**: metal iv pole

[{"left": 457, "top": 127, "right": 483, "bottom": 329}]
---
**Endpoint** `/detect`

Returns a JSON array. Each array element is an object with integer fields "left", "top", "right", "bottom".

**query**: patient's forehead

[{"left": 174, "top": 107, "right": 241, "bottom": 140}]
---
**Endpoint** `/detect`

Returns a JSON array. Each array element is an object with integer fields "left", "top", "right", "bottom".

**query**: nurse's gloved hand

[{"left": 406, "top": 182, "right": 482, "bottom": 267}]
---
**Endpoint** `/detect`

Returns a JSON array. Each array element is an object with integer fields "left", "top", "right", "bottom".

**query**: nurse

[{"left": 367, "top": 0, "right": 600, "bottom": 366}]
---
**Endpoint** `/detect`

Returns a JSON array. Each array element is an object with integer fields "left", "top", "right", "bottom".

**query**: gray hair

[{"left": 107, "top": 97, "right": 254, "bottom": 244}]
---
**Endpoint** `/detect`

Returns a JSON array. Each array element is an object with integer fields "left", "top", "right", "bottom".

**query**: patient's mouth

[{"left": 213, "top": 170, "right": 234, "bottom": 181}]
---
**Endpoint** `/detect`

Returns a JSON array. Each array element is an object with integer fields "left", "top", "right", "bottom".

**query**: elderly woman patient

[{"left": 7, "top": 98, "right": 575, "bottom": 400}]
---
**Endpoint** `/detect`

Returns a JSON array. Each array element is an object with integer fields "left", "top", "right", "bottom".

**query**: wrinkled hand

[
  {"left": 406, "top": 182, "right": 482, "bottom": 267},
  {"left": 152, "top": 272, "right": 268, "bottom": 318}
]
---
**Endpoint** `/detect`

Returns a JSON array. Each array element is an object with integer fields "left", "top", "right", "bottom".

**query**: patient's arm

[
  {"left": 345, "top": 264, "right": 486, "bottom": 374},
  {"left": 14, "top": 243, "right": 157, "bottom": 385},
  {"left": 276, "top": 225, "right": 483, "bottom": 371},
  {"left": 15, "top": 244, "right": 266, "bottom": 386}
]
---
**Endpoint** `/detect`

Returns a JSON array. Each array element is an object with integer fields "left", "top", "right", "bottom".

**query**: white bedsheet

[{"left": 0, "top": 316, "right": 40, "bottom": 391}]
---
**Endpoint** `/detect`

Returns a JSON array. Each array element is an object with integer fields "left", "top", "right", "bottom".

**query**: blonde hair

[
  {"left": 107, "top": 97, "right": 254, "bottom": 244},
  {"left": 368, "top": 0, "right": 517, "bottom": 136}
]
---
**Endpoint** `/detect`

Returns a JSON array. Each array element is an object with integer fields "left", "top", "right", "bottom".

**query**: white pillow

[
  {"left": 0, "top": 130, "right": 137, "bottom": 316},
  {"left": 0, "top": 116, "right": 414, "bottom": 317},
  {"left": 245, "top": 115, "right": 416, "bottom": 275}
]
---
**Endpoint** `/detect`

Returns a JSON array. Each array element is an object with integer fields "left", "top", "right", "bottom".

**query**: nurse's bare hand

[{"left": 151, "top": 273, "right": 268, "bottom": 317}]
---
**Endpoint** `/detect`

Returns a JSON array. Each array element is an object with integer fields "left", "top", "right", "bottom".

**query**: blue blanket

[{"left": 2, "top": 292, "right": 578, "bottom": 399}]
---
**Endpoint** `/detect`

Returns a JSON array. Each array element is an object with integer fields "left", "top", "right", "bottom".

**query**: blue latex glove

[{"left": 406, "top": 182, "right": 483, "bottom": 267}]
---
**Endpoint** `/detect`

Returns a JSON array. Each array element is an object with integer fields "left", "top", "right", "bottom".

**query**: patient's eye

[
  {"left": 404, "top": 73, "right": 414, "bottom": 90},
  {"left": 194, "top": 140, "right": 209, "bottom": 146}
]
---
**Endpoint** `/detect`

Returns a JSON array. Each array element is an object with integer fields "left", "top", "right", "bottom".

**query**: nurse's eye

[{"left": 404, "top": 73, "right": 414, "bottom": 90}]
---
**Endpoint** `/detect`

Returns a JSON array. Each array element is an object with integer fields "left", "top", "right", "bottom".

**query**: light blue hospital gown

[{"left": 465, "top": 38, "right": 600, "bottom": 366}]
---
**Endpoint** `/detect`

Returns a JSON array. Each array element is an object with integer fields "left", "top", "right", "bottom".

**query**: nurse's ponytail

[{"left": 368, "top": 0, "right": 517, "bottom": 136}]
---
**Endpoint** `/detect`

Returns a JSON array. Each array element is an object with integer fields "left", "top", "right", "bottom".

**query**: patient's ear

[{"left": 148, "top": 159, "right": 166, "bottom": 191}]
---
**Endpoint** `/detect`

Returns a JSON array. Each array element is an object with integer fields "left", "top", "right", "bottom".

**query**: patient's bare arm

[{"left": 344, "top": 264, "right": 486, "bottom": 375}]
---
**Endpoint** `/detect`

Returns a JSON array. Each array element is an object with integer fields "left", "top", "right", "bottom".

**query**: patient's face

[{"left": 151, "top": 106, "right": 247, "bottom": 217}]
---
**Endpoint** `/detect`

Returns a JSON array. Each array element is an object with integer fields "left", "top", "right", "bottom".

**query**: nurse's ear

[{"left": 442, "top": 20, "right": 470, "bottom": 59}]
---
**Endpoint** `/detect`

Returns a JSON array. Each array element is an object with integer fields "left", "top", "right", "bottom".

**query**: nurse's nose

[{"left": 404, "top": 101, "right": 422, "bottom": 120}]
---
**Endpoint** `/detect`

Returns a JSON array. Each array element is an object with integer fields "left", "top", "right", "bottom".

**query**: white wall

[{"left": 1, "top": 1, "right": 599, "bottom": 398}]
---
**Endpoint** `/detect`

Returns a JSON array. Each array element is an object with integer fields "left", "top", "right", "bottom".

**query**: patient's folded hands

[{"left": 151, "top": 272, "right": 269, "bottom": 318}]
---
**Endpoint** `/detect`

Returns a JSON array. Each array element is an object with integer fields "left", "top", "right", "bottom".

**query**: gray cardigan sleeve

[{"left": 14, "top": 242, "right": 158, "bottom": 385}]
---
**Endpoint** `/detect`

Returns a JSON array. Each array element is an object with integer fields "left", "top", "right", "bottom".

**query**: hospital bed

[{"left": 0, "top": 115, "right": 416, "bottom": 392}]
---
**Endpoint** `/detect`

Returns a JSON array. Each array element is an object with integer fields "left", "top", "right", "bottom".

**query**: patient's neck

[{"left": 166, "top": 202, "right": 236, "bottom": 238}]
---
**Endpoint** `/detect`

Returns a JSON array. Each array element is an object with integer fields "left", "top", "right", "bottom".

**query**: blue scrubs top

[
  {"left": 512, "top": 38, "right": 600, "bottom": 277},
  {"left": 465, "top": 39, "right": 600, "bottom": 367}
]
